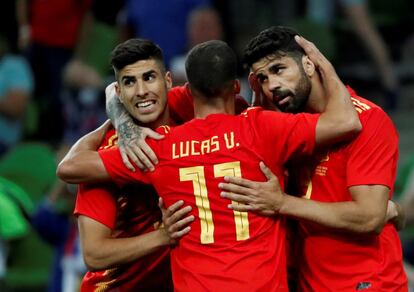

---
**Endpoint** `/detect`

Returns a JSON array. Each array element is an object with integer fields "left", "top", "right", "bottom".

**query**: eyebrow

[
  {"left": 142, "top": 70, "right": 157, "bottom": 78},
  {"left": 121, "top": 75, "right": 135, "bottom": 82},
  {"left": 254, "top": 61, "right": 284, "bottom": 76}
]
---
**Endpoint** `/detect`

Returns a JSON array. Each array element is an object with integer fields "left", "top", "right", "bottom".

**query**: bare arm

[
  {"left": 56, "top": 121, "right": 112, "bottom": 184},
  {"left": 78, "top": 215, "right": 171, "bottom": 271},
  {"left": 386, "top": 200, "right": 405, "bottom": 231},
  {"left": 295, "top": 36, "right": 362, "bottom": 147},
  {"left": 280, "top": 185, "right": 388, "bottom": 233},
  {"left": 105, "top": 82, "right": 163, "bottom": 171},
  {"left": 220, "top": 162, "right": 389, "bottom": 233},
  {"left": 159, "top": 198, "right": 194, "bottom": 243},
  {"left": 78, "top": 198, "right": 193, "bottom": 270}
]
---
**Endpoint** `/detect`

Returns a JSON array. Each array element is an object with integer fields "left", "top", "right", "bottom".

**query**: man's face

[
  {"left": 251, "top": 54, "right": 311, "bottom": 113},
  {"left": 115, "top": 59, "right": 172, "bottom": 124}
]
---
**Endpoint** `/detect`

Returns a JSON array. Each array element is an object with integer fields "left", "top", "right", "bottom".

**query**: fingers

[
  {"left": 163, "top": 200, "right": 195, "bottom": 240},
  {"left": 123, "top": 143, "right": 154, "bottom": 172},
  {"left": 119, "top": 149, "right": 136, "bottom": 172},
  {"left": 219, "top": 182, "right": 252, "bottom": 197},
  {"left": 248, "top": 72, "right": 264, "bottom": 107},
  {"left": 144, "top": 128, "right": 165, "bottom": 141},
  {"left": 169, "top": 226, "right": 192, "bottom": 240},
  {"left": 164, "top": 200, "right": 185, "bottom": 217},
  {"left": 220, "top": 191, "right": 251, "bottom": 204},
  {"left": 223, "top": 176, "right": 255, "bottom": 188},
  {"left": 259, "top": 162, "right": 277, "bottom": 182},
  {"left": 227, "top": 202, "right": 254, "bottom": 212},
  {"left": 166, "top": 205, "right": 193, "bottom": 224},
  {"left": 158, "top": 197, "right": 164, "bottom": 210},
  {"left": 248, "top": 72, "right": 261, "bottom": 93},
  {"left": 136, "top": 141, "right": 158, "bottom": 168},
  {"left": 295, "top": 35, "right": 332, "bottom": 73}
]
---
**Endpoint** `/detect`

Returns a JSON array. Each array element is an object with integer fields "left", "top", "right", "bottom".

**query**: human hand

[
  {"left": 294, "top": 35, "right": 337, "bottom": 84},
  {"left": 219, "top": 162, "right": 285, "bottom": 216},
  {"left": 116, "top": 123, "right": 164, "bottom": 172},
  {"left": 159, "top": 198, "right": 194, "bottom": 245},
  {"left": 386, "top": 200, "right": 405, "bottom": 231},
  {"left": 248, "top": 72, "right": 280, "bottom": 111},
  {"left": 248, "top": 72, "right": 264, "bottom": 107}
]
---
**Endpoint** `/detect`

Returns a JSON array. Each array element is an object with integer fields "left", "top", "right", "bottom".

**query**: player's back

[
  {"left": 100, "top": 107, "right": 318, "bottom": 291},
  {"left": 147, "top": 108, "right": 318, "bottom": 292}
]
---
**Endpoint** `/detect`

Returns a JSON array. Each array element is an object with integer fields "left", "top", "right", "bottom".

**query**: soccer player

[
  {"left": 57, "top": 38, "right": 360, "bottom": 291},
  {"left": 218, "top": 26, "right": 408, "bottom": 291},
  {"left": 73, "top": 38, "right": 200, "bottom": 291}
]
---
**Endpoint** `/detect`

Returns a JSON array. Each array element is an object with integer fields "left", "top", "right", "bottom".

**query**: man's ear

[
  {"left": 114, "top": 82, "right": 123, "bottom": 103},
  {"left": 165, "top": 71, "right": 173, "bottom": 90},
  {"left": 302, "top": 55, "right": 315, "bottom": 77}
]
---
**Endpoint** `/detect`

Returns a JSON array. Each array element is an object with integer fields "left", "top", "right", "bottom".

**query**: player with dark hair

[
  {"left": 218, "top": 26, "right": 407, "bottom": 291},
  {"left": 74, "top": 38, "right": 194, "bottom": 291},
  {"left": 58, "top": 38, "right": 360, "bottom": 291}
]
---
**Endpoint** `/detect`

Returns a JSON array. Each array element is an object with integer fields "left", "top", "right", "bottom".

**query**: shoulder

[
  {"left": 156, "top": 125, "right": 174, "bottom": 136},
  {"left": 99, "top": 128, "right": 118, "bottom": 150},
  {"left": 348, "top": 88, "right": 394, "bottom": 127}
]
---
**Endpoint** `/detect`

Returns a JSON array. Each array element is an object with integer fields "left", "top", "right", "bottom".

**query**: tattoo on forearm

[{"left": 107, "top": 93, "right": 133, "bottom": 128}]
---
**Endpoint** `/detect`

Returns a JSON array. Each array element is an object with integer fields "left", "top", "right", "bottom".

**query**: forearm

[
  {"left": 106, "top": 86, "right": 134, "bottom": 131},
  {"left": 84, "top": 229, "right": 170, "bottom": 271},
  {"left": 316, "top": 75, "right": 361, "bottom": 146},
  {"left": 57, "top": 124, "right": 110, "bottom": 183},
  {"left": 279, "top": 195, "right": 386, "bottom": 233}
]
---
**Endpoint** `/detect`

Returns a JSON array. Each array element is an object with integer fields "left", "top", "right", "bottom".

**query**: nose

[
  {"left": 135, "top": 79, "right": 148, "bottom": 98},
  {"left": 268, "top": 75, "right": 281, "bottom": 93}
]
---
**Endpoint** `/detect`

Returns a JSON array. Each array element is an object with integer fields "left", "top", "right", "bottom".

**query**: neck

[
  {"left": 194, "top": 95, "right": 235, "bottom": 119},
  {"left": 306, "top": 74, "right": 328, "bottom": 113},
  {"left": 147, "top": 107, "right": 171, "bottom": 129}
]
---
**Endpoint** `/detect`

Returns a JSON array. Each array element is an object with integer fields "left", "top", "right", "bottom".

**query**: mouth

[
  {"left": 135, "top": 100, "right": 156, "bottom": 109},
  {"left": 273, "top": 94, "right": 291, "bottom": 106}
]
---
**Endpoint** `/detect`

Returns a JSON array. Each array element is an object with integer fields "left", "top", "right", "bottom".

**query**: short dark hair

[
  {"left": 185, "top": 40, "right": 237, "bottom": 97},
  {"left": 243, "top": 26, "right": 304, "bottom": 68},
  {"left": 110, "top": 38, "right": 165, "bottom": 76}
]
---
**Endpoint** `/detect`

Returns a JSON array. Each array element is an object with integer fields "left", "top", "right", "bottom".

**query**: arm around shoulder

[{"left": 57, "top": 121, "right": 112, "bottom": 184}]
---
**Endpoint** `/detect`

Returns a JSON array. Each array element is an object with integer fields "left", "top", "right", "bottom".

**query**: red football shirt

[
  {"left": 74, "top": 128, "right": 172, "bottom": 291},
  {"left": 99, "top": 108, "right": 319, "bottom": 292},
  {"left": 296, "top": 89, "right": 407, "bottom": 291}
]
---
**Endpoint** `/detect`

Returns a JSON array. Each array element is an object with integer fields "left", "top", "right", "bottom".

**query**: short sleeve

[
  {"left": 98, "top": 147, "right": 150, "bottom": 185},
  {"left": 254, "top": 109, "right": 319, "bottom": 163},
  {"left": 346, "top": 109, "right": 398, "bottom": 189},
  {"left": 168, "top": 84, "right": 194, "bottom": 123},
  {"left": 74, "top": 183, "right": 117, "bottom": 229}
]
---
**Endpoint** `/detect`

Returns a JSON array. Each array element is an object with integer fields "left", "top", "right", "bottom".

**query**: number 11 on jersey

[{"left": 180, "top": 161, "right": 250, "bottom": 244}]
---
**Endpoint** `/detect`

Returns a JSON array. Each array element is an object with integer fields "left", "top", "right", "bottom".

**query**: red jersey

[
  {"left": 99, "top": 107, "right": 319, "bottom": 292},
  {"left": 296, "top": 89, "right": 407, "bottom": 291},
  {"left": 30, "top": 0, "right": 91, "bottom": 48},
  {"left": 74, "top": 128, "right": 172, "bottom": 292},
  {"left": 168, "top": 83, "right": 249, "bottom": 124}
]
